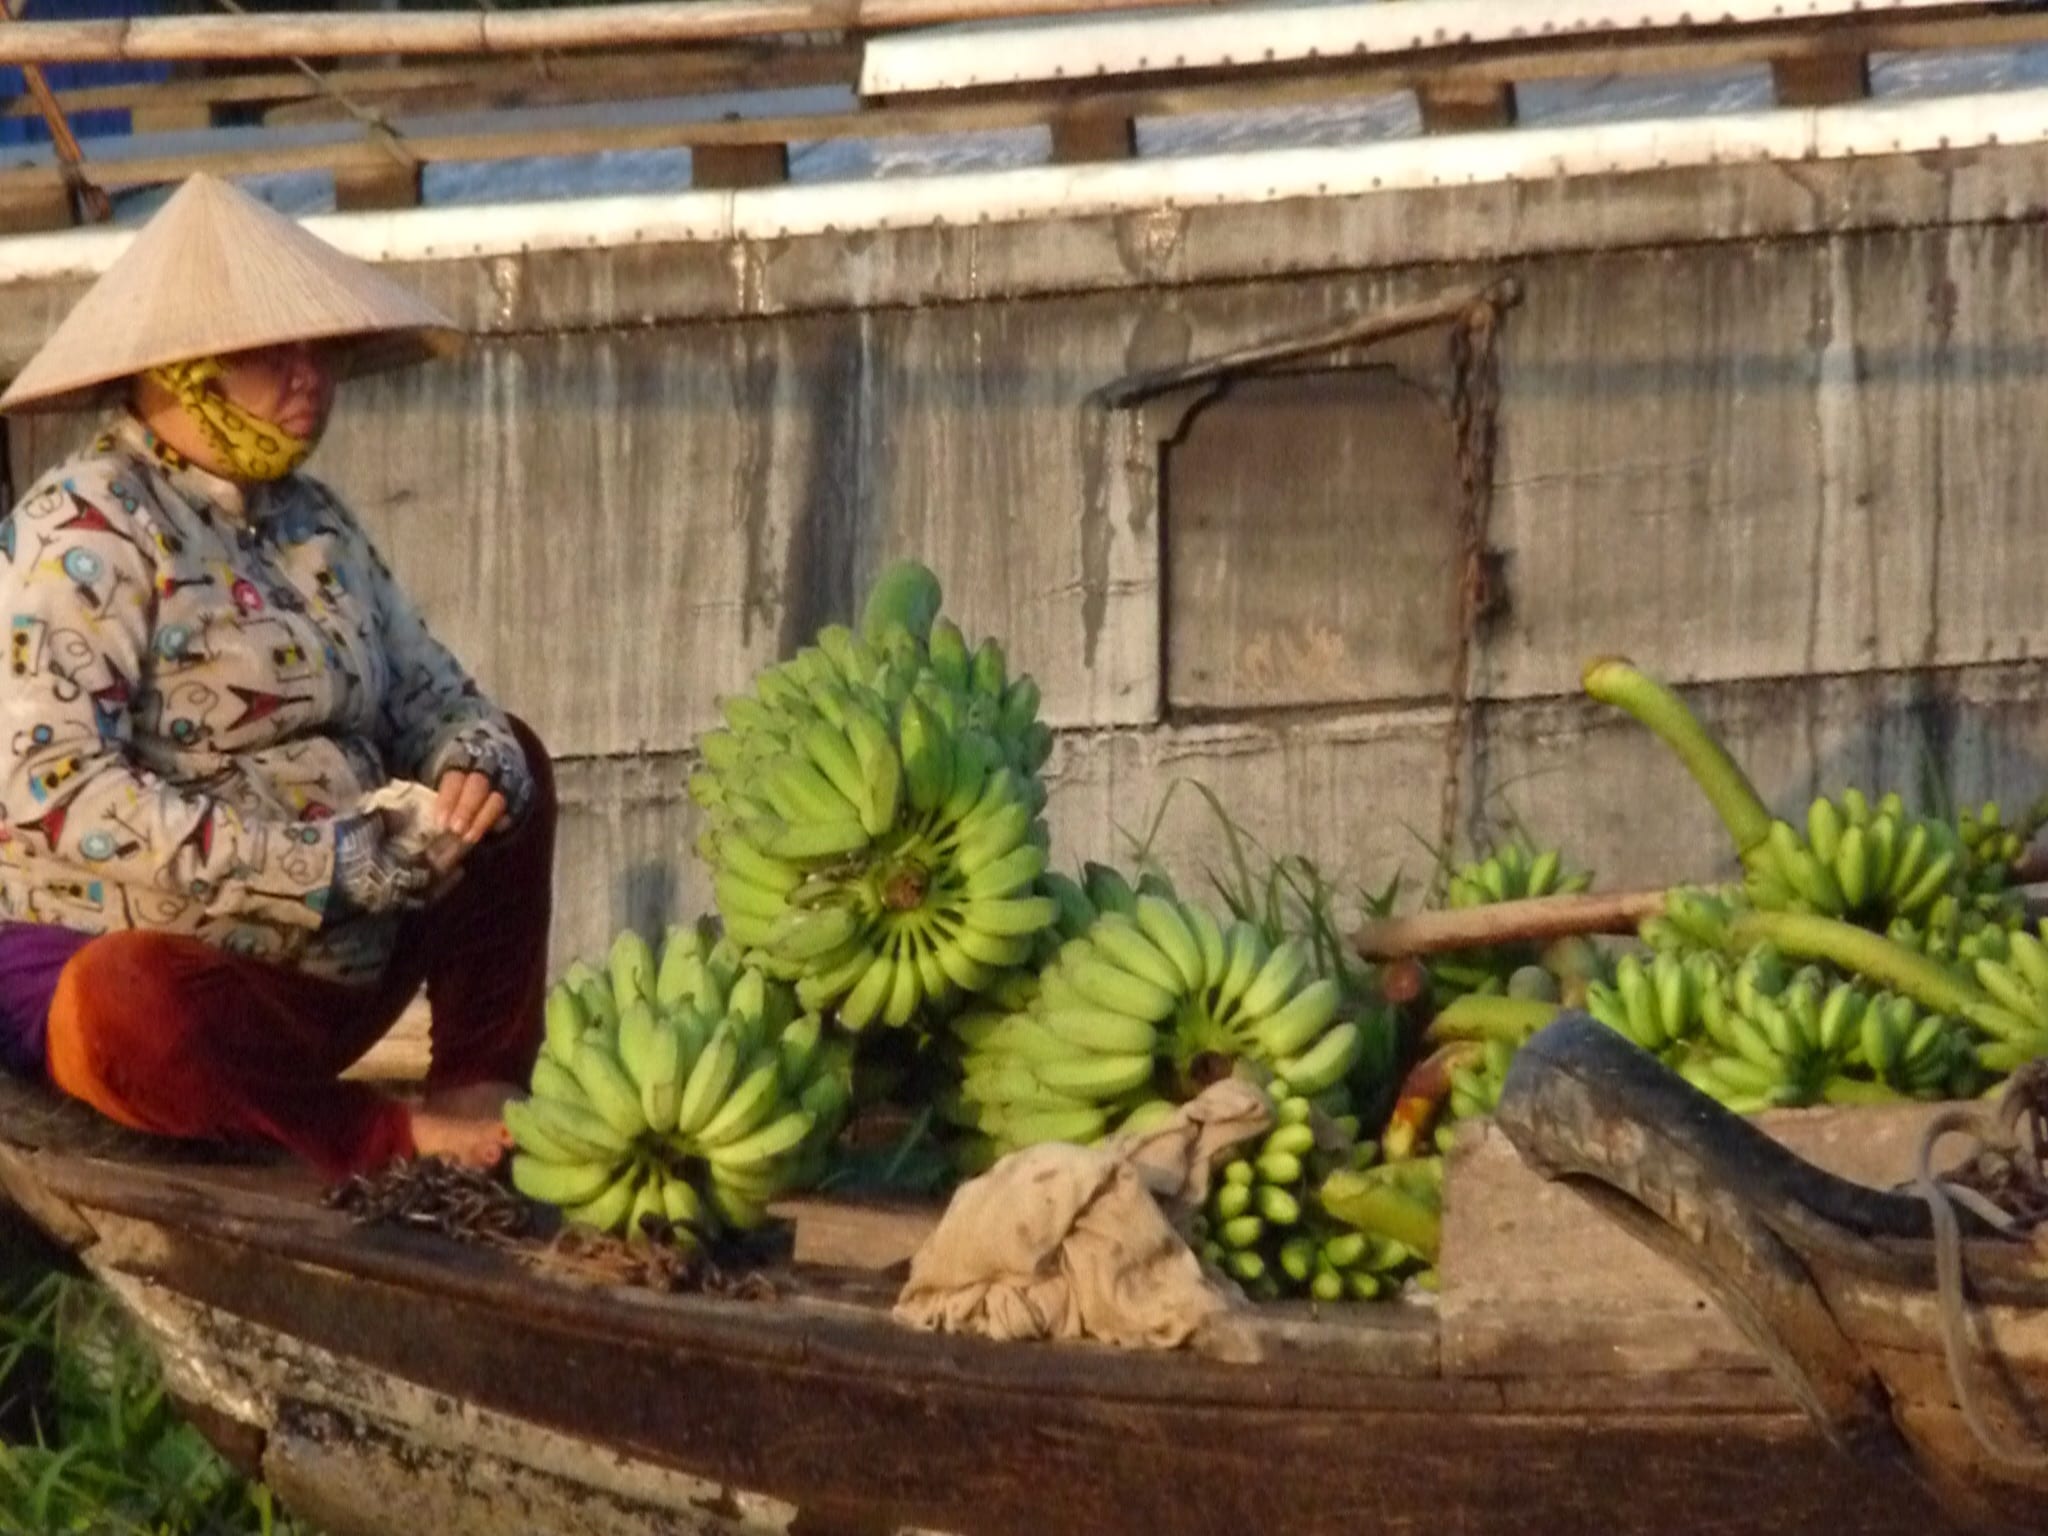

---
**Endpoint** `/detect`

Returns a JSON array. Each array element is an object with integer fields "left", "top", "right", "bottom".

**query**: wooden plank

[
  {"left": 71, "top": 1206, "right": 1957, "bottom": 1536},
  {"left": 0, "top": 168, "right": 73, "bottom": 234},
  {"left": 334, "top": 153, "right": 424, "bottom": 212},
  {"left": 126, "top": 99, "right": 221, "bottom": 133},
  {"left": 1416, "top": 78, "right": 1517, "bottom": 133},
  {"left": 777, "top": 1195, "right": 937, "bottom": 1270},
  {"left": 0, "top": 45, "right": 858, "bottom": 121},
  {"left": 1771, "top": 51, "right": 1872, "bottom": 106},
  {"left": 690, "top": 140, "right": 789, "bottom": 188},
  {"left": 0, "top": 0, "right": 1226, "bottom": 64},
  {"left": 1438, "top": 1104, "right": 1964, "bottom": 1380},
  {"left": 1049, "top": 107, "right": 1134, "bottom": 163}
]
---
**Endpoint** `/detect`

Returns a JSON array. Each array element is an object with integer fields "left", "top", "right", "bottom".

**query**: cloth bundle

[{"left": 894, "top": 1078, "right": 1272, "bottom": 1360}]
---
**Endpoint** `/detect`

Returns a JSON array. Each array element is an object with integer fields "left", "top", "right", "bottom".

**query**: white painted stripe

[
  {"left": 0, "top": 84, "right": 2039, "bottom": 284},
  {"left": 860, "top": 0, "right": 1999, "bottom": 96}
]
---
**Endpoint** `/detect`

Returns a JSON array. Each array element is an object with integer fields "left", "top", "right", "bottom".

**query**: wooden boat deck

[{"left": 0, "top": 1066, "right": 1987, "bottom": 1536}]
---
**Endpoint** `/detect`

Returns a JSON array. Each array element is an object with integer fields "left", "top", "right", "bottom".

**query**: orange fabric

[{"left": 44, "top": 718, "right": 556, "bottom": 1180}]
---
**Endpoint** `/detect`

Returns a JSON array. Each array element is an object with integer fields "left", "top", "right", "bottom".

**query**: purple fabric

[{"left": 0, "top": 922, "right": 95, "bottom": 1076}]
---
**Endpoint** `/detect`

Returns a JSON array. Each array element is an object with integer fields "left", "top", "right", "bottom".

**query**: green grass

[{"left": 0, "top": 1266, "right": 314, "bottom": 1536}]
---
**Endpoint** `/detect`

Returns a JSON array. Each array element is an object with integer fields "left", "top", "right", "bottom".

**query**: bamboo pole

[
  {"left": 0, "top": 0, "right": 1219, "bottom": 64},
  {"left": 1354, "top": 846, "right": 2048, "bottom": 959},
  {"left": 1353, "top": 891, "right": 1667, "bottom": 959},
  {"left": 0, "top": 0, "right": 110, "bottom": 223}
]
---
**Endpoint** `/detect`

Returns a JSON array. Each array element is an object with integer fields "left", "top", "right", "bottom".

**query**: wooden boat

[
  {"left": 1495, "top": 1014, "right": 2048, "bottom": 1536},
  {"left": 0, "top": 1064, "right": 1990, "bottom": 1536}
]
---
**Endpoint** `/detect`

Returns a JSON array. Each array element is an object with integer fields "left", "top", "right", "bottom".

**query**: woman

[{"left": 0, "top": 174, "right": 553, "bottom": 1178}]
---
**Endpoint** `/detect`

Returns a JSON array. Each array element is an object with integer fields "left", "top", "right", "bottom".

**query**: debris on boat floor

[
  {"left": 325, "top": 1156, "right": 537, "bottom": 1244},
  {"left": 323, "top": 1156, "right": 782, "bottom": 1299},
  {"left": 521, "top": 1225, "right": 782, "bottom": 1301}
]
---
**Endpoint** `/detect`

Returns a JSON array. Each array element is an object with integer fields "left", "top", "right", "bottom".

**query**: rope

[{"left": 1910, "top": 1062, "right": 2048, "bottom": 1470}]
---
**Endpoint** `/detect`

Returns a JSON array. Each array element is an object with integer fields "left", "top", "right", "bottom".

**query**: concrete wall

[{"left": 9, "top": 141, "right": 2048, "bottom": 966}]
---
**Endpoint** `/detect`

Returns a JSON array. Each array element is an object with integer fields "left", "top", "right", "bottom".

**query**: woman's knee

[{"left": 45, "top": 932, "right": 199, "bottom": 1118}]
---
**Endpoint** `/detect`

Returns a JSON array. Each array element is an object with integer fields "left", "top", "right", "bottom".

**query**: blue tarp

[{"left": 1, "top": 0, "right": 168, "bottom": 148}]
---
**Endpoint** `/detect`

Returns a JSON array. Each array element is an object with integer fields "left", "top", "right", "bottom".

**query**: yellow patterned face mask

[{"left": 147, "top": 356, "right": 311, "bottom": 483}]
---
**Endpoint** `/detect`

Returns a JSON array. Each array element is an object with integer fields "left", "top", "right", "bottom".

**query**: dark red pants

[{"left": 45, "top": 721, "right": 554, "bottom": 1180}]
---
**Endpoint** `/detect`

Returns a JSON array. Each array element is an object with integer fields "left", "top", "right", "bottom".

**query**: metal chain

[{"left": 1433, "top": 296, "right": 1506, "bottom": 901}]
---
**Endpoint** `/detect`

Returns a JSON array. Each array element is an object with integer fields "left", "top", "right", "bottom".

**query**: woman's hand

[{"left": 435, "top": 768, "right": 509, "bottom": 853}]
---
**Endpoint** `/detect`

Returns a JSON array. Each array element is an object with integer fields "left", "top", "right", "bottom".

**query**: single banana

[
  {"left": 927, "top": 618, "right": 972, "bottom": 691},
  {"left": 675, "top": 1022, "right": 742, "bottom": 1138},
  {"left": 695, "top": 1055, "right": 790, "bottom": 1149},
  {"left": 571, "top": 1038, "right": 650, "bottom": 1140},
  {"left": 706, "top": 1107, "right": 817, "bottom": 1175},
  {"left": 1088, "top": 914, "right": 1188, "bottom": 998},
  {"left": 1032, "top": 1052, "right": 1157, "bottom": 1101},
  {"left": 1253, "top": 977, "right": 1342, "bottom": 1059},
  {"left": 957, "top": 894, "right": 1058, "bottom": 940},
  {"left": 1278, "top": 1020, "right": 1362, "bottom": 1094},
  {"left": 565, "top": 1164, "right": 644, "bottom": 1234},
  {"left": 1234, "top": 939, "right": 1311, "bottom": 1025},
  {"left": 1806, "top": 796, "right": 1844, "bottom": 867},
  {"left": 1035, "top": 1007, "right": 1159, "bottom": 1056},
  {"left": 962, "top": 843, "right": 1047, "bottom": 899}
]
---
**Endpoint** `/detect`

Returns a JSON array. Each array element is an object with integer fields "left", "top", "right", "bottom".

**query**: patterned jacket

[{"left": 0, "top": 415, "right": 529, "bottom": 984}]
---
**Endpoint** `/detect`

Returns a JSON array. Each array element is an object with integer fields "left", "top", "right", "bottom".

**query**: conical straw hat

[{"left": 0, "top": 173, "right": 462, "bottom": 414}]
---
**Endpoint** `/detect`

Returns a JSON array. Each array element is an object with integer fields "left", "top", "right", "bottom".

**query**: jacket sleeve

[
  {"left": 338, "top": 488, "right": 532, "bottom": 808},
  {"left": 0, "top": 470, "right": 339, "bottom": 930}
]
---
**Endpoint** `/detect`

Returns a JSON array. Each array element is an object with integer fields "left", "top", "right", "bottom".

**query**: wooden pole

[
  {"left": 0, "top": 0, "right": 1221, "bottom": 64},
  {"left": 0, "top": 0, "right": 110, "bottom": 224},
  {"left": 1353, "top": 890, "right": 1667, "bottom": 959},
  {"left": 1355, "top": 844, "right": 2048, "bottom": 959}
]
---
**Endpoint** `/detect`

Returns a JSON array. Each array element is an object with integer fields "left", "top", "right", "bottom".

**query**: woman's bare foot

[{"left": 408, "top": 1106, "right": 514, "bottom": 1169}]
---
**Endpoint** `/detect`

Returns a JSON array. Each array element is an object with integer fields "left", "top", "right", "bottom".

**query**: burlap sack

[{"left": 893, "top": 1079, "right": 1271, "bottom": 1359}]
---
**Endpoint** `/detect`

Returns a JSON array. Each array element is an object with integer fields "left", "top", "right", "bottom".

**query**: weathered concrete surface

[{"left": 9, "top": 141, "right": 2048, "bottom": 966}]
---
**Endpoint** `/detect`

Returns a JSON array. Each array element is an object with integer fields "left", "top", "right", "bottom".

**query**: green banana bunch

[
  {"left": 954, "top": 875, "right": 1386, "bottom": 1157},
  {"left": 1314, "top": 1153, "right": 1443, "bottom": 1297},
  {"left": 1446, "top": 1038, "right": 1515, "bottom": 1124},
  {"left": 1427, "top": 840, "right": 1596, "bottom": 1004},
  {"left": 1885, "top": 890, "right": 2026, "bottom": 964},
  {"left": 1957, "top": 797, "right": 2044, "bottom": 894},
  {"left": 1584, "top": 949, "right": 1724, "bottom": 1062},
  {"left": 1961, "top": 926, "right": 2048, "bottom": 1078},
  {"left": 693, "top": 563, "right": 1061, "bottom": 1032},
  {"left": 1442, "top": 840, "right": 1593, "bottom": 910},
  {"left": 1194, "top": 1091, "right": 1409, "bottom": 1304},
  {"left": 1741, "top": 791, "right": 1971, "bottom": 930},
  {"left": 511, "top": 926, "right": 852, "bottom": 1247}
]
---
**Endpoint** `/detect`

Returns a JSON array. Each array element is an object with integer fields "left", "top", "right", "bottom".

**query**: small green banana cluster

[
  {"left": 1671, "top": 948, "right": 1975, "bottom": 1111},
  {"left": 1884, "top": 890, "right": 2026, "bottom": 964},
  {"left": 1958, "top": 798, "right": 2039, "bottom": 892},
  {"left": 691, "top": 561, "right": 1057, "bottom": 1030},
  {"left": 1441, "top": 841, "right": 1592, "bottom": 910},
  {"left": 1446, "top": 1039, "right": 1515, "bottom": 1124},
  {"left": 1194, "top": 1092, "right": 1418, "bottom": 1303},
  {"left": 1314, "top": 1154, "right": 1444, "bottom": 1296},
  {"left": 952, "top": 876, "right": 1373, "bottom": 1156},
  {"left": 1963, "top": 926, "right": 2048, "bottom": 1076},
  {"left": 1742, "top": 791, "right": 1969, "bottom": 928},
  {"left": 508, "top": 927, "right": 852, "bottom": 1246},
  {"left": 1584, "top": 949, "right": 1725, "bottom": 1063},
  {"left": 1429, "top": 841, "right": 1594, "bottom": 1003}
]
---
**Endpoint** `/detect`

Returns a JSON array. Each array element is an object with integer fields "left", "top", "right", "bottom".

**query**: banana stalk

[
  {"left": 1581, "top": 657, "right": 1773, "bottom": 856},
  {"left": 1724, "top": 909, "right": 1984, "bottom": 1019}
]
